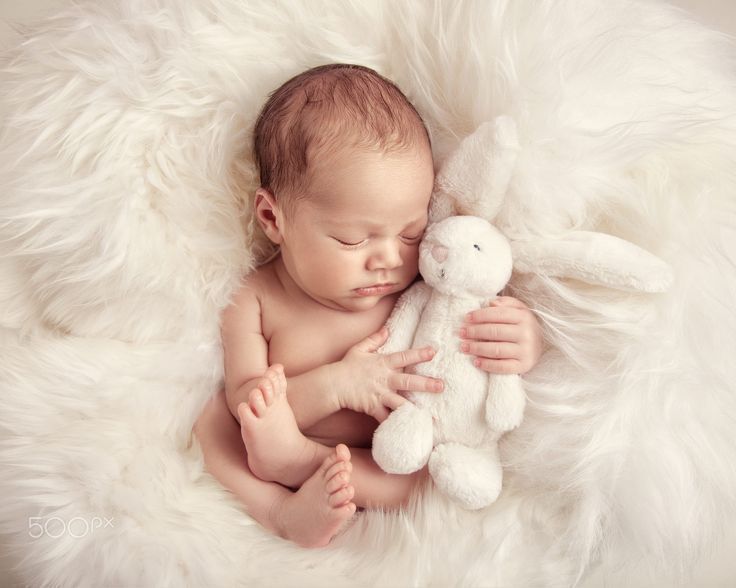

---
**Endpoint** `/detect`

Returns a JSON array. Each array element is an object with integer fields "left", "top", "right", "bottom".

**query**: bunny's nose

[{"left": 431, "top": 245, "right": 449, "bottom": 263}]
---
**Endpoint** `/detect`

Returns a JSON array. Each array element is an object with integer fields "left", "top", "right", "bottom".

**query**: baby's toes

[
  {"left": 275, "top": 366, "right": 287, "bottom": 395},
  {"left": 324, "top": 459, "right": 351, "bottom": 483},
  {"left": 258, "top": 379, "right": 274, "bottom": 405},
  {"left": 237, "top": 401, "right": 255, "bottom": 424},
  {"left": 335, "top": 443, "right": 351, "bottom": 463},
  {"left": 259, "top": 375, "right": 274, "bottom": 399},
  {"left": 266, "top": 368, "right": 284, "bottom": 398},
  {"left": 325, "top": 469, "right": 351, "bottom": 493},
  {"left": 328, "top": 484, "right": 355, "bottom": 508},
  {"left": 316, "top": 452, "right": 343, "bottom": 479},
  {"left": 248, "top": 388, "right": 267, "bottom": 417}
]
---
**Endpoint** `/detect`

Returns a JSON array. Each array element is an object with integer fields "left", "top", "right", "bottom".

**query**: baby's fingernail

[
  {"left": 459, "top": 327, "right": 467, "bottom": 338},
  {"left": 460, "top": 342, "right": 470, "bottom": 352},
  {"left": 465, "top": 313, "right": 474, "bottom": 322},
  {"left": 434, "top": 381, "right": 444, "bottom": 392},
  {"left": 473, "top": 358, "right": 481, "bottom": 367}
]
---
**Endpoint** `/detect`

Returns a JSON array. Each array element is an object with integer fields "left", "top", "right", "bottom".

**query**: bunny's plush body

[
  {"left": 372, "top": 215, "right": 525, "bottom": 510},
  {"left": 372, "top": 117, "right": 673, "bottom": 510}
]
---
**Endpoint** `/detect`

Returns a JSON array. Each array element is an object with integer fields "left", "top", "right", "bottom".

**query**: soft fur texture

[{"left": 1, "top": 1, "right": 735, "bottom": 586}]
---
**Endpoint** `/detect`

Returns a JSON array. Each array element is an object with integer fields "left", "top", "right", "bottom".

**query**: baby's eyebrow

[
  {"left": 363, "top": 216, "right": 427, "bottom": 231},
  {"left": 400, "top": 216, "right": 428, "bottom": 230}
]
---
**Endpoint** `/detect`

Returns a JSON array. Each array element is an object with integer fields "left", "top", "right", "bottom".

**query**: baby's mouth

[{"left": 354, "top": 283, "right": 396, "bottom": 296}]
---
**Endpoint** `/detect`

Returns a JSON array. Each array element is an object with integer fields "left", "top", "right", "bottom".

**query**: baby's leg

[
  {"left": 240, "top": 365, "right": 426, "bottom": 508},
  {"left": 273, "top": 444, "right": 358, "bottom": 547},
  {"left": 194, "top": 390, "right": 356, "bottom": 547},
  {"left": 238, "top": 364, "right": 333, "bottom": 488},
  {"left": 347, "top": 449, "right": 427, "bottom": 509}
]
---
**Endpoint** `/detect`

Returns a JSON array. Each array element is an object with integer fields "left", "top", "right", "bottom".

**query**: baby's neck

[{"left": 270, "top": 254, "right": 305, "bottom": 302}]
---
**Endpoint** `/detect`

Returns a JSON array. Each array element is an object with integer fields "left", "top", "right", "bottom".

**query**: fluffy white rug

[{"left": 1, "top": 0, "right": 735, "bottom": 586}]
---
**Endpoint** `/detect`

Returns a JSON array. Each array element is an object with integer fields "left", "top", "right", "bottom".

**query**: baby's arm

[
  {"left": 222, "top": 284, "right": 337, "bottom": 427},
  {"left": 223, "top": 285, "right": 441, "bottom": 434},
  {"left": 460, "top": 296, "right": 544, "bottom": 374}
]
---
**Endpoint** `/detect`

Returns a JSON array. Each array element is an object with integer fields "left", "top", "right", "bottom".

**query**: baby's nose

[{"left": 431, "top": 245, "right": 449, "bottom": 263}]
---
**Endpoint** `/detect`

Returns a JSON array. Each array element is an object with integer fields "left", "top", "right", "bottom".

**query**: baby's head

[
  {"left": 253, "top": 64, "right": 434, "bottom": 312},
  {"left": 254, "top": 63, "right": 431, "bottom": 217}
]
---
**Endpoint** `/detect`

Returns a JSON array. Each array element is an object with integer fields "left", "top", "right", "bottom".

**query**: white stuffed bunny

[
  {"left": 372, "top": 116, "right": 674, "bottom": 510},
  {"left": 372, "top": 215, "right": 525, "bottom": 509}
]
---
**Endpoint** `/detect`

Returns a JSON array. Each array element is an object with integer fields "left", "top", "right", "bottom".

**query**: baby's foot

[
  {"left": 272, "top": 444, "right": 357, "bottom": 548},
  {"left": 238, "top": 364, "right": 321, "bottom": 488}
]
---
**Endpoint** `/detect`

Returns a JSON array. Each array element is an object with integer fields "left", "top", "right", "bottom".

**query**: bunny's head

[
  {"left": 430, "top": 117, "right": 673, "bottom": 294},
  {"left": 419, "top": 216, "right": 512, "bottom": 298}
]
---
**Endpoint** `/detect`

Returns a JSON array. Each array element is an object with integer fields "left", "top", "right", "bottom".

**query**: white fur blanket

[{"left": 1, "top": 1, "right": 735, "bottom": 586}]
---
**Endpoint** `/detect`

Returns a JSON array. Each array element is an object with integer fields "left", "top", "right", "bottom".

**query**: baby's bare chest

[{"left": 262, "top": 297, "right": 395, "bottom": 377}]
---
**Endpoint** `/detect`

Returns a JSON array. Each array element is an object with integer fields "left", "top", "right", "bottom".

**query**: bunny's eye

[{"left": 473, "top": 244, "right": 481, "bottom": 251}]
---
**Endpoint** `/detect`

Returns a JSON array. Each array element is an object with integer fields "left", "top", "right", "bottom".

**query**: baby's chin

[{"left": 321, "top": 291, "right": 400, "bottom": 313}]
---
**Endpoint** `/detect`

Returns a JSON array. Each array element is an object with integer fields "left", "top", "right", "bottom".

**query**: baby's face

[{"left": 279, "top": 144, "right": 434, "bottom": 312}]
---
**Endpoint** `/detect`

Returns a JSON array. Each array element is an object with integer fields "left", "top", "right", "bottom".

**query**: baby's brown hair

[{"left": 254, "top": 64, "right": 430, "bottom": 214}]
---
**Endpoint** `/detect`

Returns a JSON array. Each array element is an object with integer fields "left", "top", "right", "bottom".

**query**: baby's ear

[
  {"left": 254, "top": 188, "right": 284, "bottom": 244},
  {"left": 511, "top": 232, "right": 673, "bottom": 292}
]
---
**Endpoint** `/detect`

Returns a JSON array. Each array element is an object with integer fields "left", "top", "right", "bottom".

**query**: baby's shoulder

[{"left": 229, "top": 263, "right": 280, "bottom": 308}]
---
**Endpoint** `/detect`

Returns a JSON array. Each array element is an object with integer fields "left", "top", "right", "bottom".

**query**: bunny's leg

[
  {"left": 372, "top": 403, "right": 433, "bottom": 474},
  {"left": 428, "top": 443, "right": 502, "bottom": 510}
]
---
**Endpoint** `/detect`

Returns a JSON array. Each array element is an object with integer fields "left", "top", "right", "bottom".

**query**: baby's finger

[
  {"left": 473, "top": 357, "right": 523, "bottom": 374},
  {"left": 390, "top": 372, "right": 444, "bottom": 393},
  {"left": 382, "top": 392, "right": 407, "bottom": 412},
  {"left": 488, "top": 296, "right": 529, "bottom": 309},
  {"left": 371, "top": 405, "right": 391, "bottom": 423},
  {"left": 462, "top": 341, "right": 519, "bottom": 360},
  {"left": 386, "top": 346, "right": 435, "bottom": 369},
  {"left": 460, "top": 323, "right": 520, "bottom": 343},
  {"left": 466, "top": 305, "right": 524, "bottom": 325},
  {"left": 352, "top": 327, "right": 390, "bottom": 353}
]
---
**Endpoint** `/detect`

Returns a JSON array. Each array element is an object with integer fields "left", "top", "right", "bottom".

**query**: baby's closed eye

[{"left": 333, "top": 236, "right": 367, "bottom": 248}]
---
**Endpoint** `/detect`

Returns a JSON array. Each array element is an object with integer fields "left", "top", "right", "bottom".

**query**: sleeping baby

[{"left": 194, "top": 63, "right": 543, "bottom": 547}]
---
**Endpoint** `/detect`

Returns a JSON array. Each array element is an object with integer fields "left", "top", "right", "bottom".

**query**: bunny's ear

[
  {"left": 511, "top": 232, "right": 674, "bottom": 293},
  {"left": 429, "top": 116, "right": 520, "bottom": 223}
]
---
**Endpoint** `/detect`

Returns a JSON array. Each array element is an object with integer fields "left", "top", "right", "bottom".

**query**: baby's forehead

[{"left": 298, "top": 146, "right": 432, "bottom": 231}]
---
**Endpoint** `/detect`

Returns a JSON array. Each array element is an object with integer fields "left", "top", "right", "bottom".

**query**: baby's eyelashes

[
  {"left": 333, "top": 237, "right": 367, "bottom": 248},
  {"left": 332, "top": 234, "right": 422, "bottom": 248}
]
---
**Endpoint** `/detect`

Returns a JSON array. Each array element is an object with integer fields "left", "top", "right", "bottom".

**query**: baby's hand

[
  {"left": 460, "top": 296, "right": 543, "bottom": 375},
  {"left": 330, "top": 327, "right": 444, "bottom": 422}
]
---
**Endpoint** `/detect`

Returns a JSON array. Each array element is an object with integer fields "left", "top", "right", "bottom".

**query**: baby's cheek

[
  {"left": 399, "top": 248, "right": 421, "bottom": 286},
  {"left": 402, "top": 245, "right": 420, "bottom": 269}
]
